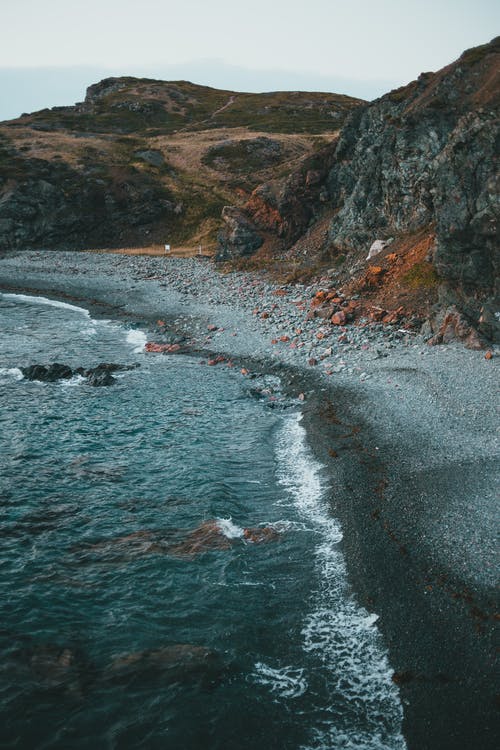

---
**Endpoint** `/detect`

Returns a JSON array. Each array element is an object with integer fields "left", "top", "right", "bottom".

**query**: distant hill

[{"left": 0, "top": 79, "right": 362, "bottom": 252}]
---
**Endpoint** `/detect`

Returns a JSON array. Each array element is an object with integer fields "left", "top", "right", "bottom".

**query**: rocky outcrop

[
  {"left": 216, "top": 206, "right": 263, "bottom": 261},
  {"left": 20, "top": 362, "right": 138, "bottom": 385},
  {"left": 215, "top": 143, "right": 338, "bottom": 259},
  {"left": 324, "top": 38, "right": 499, "bottom": 293},
  {"left": 428, "top": 305, "right": 487, "bottom": 349}
]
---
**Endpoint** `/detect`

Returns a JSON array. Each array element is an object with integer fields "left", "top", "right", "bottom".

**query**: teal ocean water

[{"left": 0, "top": 293, "right": 405, "bottom": 750}]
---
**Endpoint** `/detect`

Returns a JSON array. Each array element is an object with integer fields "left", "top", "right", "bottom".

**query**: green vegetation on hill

[{"left": 13, "top": 79, "right": 363, "bottom": 136}]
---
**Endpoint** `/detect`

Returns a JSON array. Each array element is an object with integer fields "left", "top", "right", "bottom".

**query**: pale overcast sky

[{"left": 1, "top": 0, "right": 498, "bottom": 120}]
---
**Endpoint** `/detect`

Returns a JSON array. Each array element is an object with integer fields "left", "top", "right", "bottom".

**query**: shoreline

[{"left": 1, "top": 250, "right": 498, "bottom": 749}]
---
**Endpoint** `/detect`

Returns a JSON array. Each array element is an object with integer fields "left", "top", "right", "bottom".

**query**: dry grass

[{"left": 90, "top": 243, "right": 216, "bottom": 258}]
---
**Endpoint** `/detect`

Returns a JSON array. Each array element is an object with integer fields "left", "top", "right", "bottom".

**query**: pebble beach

[{"left": 0, "top": 249, "right": 498, "bottom": 750}]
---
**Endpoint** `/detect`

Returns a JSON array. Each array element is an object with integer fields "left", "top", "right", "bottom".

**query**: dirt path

[{"left": 90, "top": 245, "right": 216, "bottom": 258}]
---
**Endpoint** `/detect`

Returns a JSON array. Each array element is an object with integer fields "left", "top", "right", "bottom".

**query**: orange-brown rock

[
  {"left": 169, "top": 521, "right": 232, "bottom": 557},
  {"left": 245, "top": 191, "right": 284, "bottom": 233},
  {"left": 331, "top": 310, "right": 347, "bottom": 325},
  {"left": 428, "top": 306, "right": 486, "bottom": 350},
  {"left": 484, "top": 350, "right": 493, "bottom": 360},
  {"left": 369, "top": 308, "right": 386, "bottom": 322},
  {"left": 243, "top": 526, "right": 280, "bottom": 543},
  {"left": 145, "top": 342, "right": 182, "bottom": 353},
  {"left": 311, "top": 291, "right": 328, "bottom": 309}
]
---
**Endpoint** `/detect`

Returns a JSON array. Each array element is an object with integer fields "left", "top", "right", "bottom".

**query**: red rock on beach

[
  {"left": 331, "top": 310, "right": 347, "bottom": 326},
  {"left": 145, "top": 342, "right": 181, "bottom": 353},
  {"left": 207, "top": 355, "right": 226, "bottom": 366}
]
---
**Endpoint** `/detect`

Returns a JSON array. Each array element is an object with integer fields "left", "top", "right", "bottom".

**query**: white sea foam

[
  {"left": 60, "top": 374, "right": 86, "bottom": 388},
  {"left": 252, "top": 662, "right": 308, "bottom": 699},
  {"left": 216, "top": 518, "right": 244, "bottom": 539},
  {"left": 126, "top": 329, "right": 148, "bottom": 353},
  {"left": 1, "top": 293, "right": 90, "bottom": 317},
  {"left": 0, "top": 367, "right": 24, "bottom": 381},
  {"left": 275, "top": 413, "right": 406, "bottom": 750}
]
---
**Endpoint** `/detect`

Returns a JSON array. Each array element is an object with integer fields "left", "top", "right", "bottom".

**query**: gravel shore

[{"left": 1, "top": 250, "right": 498, "bottom": 750}]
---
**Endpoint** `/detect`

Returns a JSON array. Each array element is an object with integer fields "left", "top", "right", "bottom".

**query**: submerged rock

[
  {"left": 169, "top": 521, "right": 233, "bottom": 556},
  {"left": 0, "top": 636, "right": 89, "bottom": 697},
  {"left": 105, "top": 644, "right": 223, "bottom": 686},
  {"left": 243, "top": 526, "right": 281, "bottom": 544}
]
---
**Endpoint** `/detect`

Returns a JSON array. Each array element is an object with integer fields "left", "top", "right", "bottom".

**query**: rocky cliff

[{"left": 218, "top": 38, "right": 499, "bottom": 340}]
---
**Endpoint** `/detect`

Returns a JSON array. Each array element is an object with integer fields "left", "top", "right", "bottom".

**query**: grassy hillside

[{"left": 0, "top": 78, "right": 364, "bottom": 252}]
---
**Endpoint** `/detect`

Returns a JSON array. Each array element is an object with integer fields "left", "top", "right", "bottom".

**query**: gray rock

[{"left": 216, "top": 206, "right": 263, "bottom": 261}]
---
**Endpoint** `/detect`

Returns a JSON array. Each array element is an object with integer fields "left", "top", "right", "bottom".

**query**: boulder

[
  {"left": 21, "top": 362, "right": 73, "bottom": 382},
  {"left": 367, "top": 238, "right": 392, "bottom": 260},
  {"left": 216, "top": 206, "right": 263, "bottom": 261},
  {"left": 331, "top": 310, "right": 347, "bottom": 325},
  {"left": 428, "top": 306, "right": 486, "bottom": 349}
]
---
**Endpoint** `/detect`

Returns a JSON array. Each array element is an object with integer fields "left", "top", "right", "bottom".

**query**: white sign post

[{"left": 164, "top": 244, "right": 171, "bottom": 255}]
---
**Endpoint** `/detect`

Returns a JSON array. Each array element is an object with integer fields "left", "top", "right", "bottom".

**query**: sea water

[{"left": 0, "top": 292, "right": 405, "bottom": 750}]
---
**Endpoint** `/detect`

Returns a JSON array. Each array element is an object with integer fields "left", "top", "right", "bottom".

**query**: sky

[{"left": 0, "top": 0, "right": 498, "bottom": 120}]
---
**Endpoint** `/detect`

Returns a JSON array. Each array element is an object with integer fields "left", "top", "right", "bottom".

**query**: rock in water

[
  {"left": 21, "top": 363, "right": 73, "bottom": 382},
  {"left": 86, "top": 369, "right": 116, "bottom": 387},
  {"left": 20, "top": 362, "right": 138, "bottom": 385},
  {"left": 169, "top": 521, "right": 233, "bottom": 556},
  {"left": 105, "top": 644, "right": 223, "bottom": 686},
  {"left": 243, "top": 526, "right": 281, "bottom": 543}
]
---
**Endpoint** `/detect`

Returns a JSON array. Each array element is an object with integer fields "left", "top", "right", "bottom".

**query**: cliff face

[
  {"left": 0, "top": 144, "right": 175, "bottom": 250},
  {"left": 325, "top": 39, "right": 499, "bottom": 289},
  {"left": 218, "top": 38, "right": 499, "bottom": 337}
]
